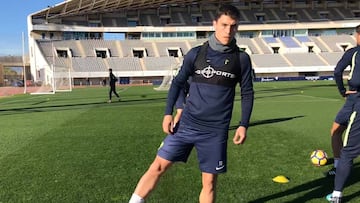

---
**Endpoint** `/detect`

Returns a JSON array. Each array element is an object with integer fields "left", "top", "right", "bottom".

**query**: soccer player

[
  {"left": 326, "top": 100, "right": 360, "bottom": 203},
  {"left": 129, "top": 4, "right": 254, "bottom": 203},
  {"left": 325, "top": 24, "right": 360, "bottom": 177},
  {"left": 108, "top": 68, "right": 120, "bottom": 103}
]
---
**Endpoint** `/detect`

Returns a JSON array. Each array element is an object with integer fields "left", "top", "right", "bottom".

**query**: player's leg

[
  {"left": 327, "top": 97, "right": 355, "bottom": 176},
  {"left": 199, "top": 172, "right": 218, "bottom": 203},
  {"left": 114, "top": 90, "right": 120, "bottom": 101},
  {"left": 195, "top": 129, "right": 227, "bottom": 203},
  {"left": 328, "top": 110, "right": 360, "bottom": 202},
  {"left": 130, "top": 126, "right": 193, "bottom": 202},
  {"left": 113, "top": 86, "right": 120, "bottom": 99},
  {"left": 330, "top": 122, "right": 346, "bottom": 166},
  {"left": 129, "top": 155, "right": 173, "bottom": 203},
  {"left": 108, "top": 86, "right": 113, "bottom": 103}
]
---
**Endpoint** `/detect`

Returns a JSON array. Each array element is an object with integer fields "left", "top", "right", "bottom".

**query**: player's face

[
  {"left": 213, "top": 15, "right": 238, "bottom": 45},
  {"left": 356, "top": 31, "right": 360, "bottom": 45}
]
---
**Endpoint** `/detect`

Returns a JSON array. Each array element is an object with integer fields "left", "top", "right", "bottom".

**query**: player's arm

[
  {"left": 334, "top": 50, "right": 352, "bottom": 97},
  {"left": 163, "top": 49, "right": 197, "bottom": 134},
  {"left": 163, "top": 79, "right": 182, "bottom": 134},
  {"left": 233, "top": 52, "right": 254, "bottom": 145},
  {"left": 173, "top": 88, "right": 186, "bottom": 126}
]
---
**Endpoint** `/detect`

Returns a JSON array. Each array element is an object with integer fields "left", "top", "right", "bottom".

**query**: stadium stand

[
  {"left": 279, "top": 37, "right": 301, "bottom": 48},
  {"left": 143, "top": 57, "right": 178, "bottom": 71},
  {"left": 319, "top": 35, "right": 355, "bottom": 52},
  {"left": 283, "top": 53, "right": 328, "bottom": 67},
  {"left": 308, "top": 36, "right": 332, "bottom": 52},
  {"left": 107, "top": 57, "right": 142, "bottom": 72},
  {"left": 72, "top": 58, "right": 107, "bottom": 72},
  {"left": 252, "top": 38, "right": 273, "bottom": 54},
  {"left": 296, "top": 36, "right": 312, "bottom": 43},
  {"left": 251, "top": 54, "right": 291, "bottom": 68},
  {"left": 24, "top": 0, "right": 360, "bottom": 85},
  {"left": 319, "top": 52, "right": 344, "bottom": 65}
]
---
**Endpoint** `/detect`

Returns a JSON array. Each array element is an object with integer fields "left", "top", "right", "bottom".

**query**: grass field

[{"left": 1, "top": 80, "right": 360, "bottom": 203}]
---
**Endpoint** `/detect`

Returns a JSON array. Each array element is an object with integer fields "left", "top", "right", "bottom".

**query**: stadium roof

[{"left": 31, "top": 0, "right": 242, "bottom": 20}]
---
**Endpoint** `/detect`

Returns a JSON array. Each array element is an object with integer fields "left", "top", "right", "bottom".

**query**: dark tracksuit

[
  {"left": 334, "top": 45, "right": 360, "bottom": 125},
  {"left": 333, "top": 45, "right": 360, "bottom": 192},
  {"left": 109, "top": 72, "right": 120, "bottom": 100},
  {"left": 158, "top": 41, "right": 254, "bottom": 174},
  {"left": 165, "top": 42, "right": 254, "bottom": 131},
  {"left": 334, "top": 45, "right": 360, "bottom": 96},
  {"left": 174, "top": 81, "right": 190, "bottom": 110}
]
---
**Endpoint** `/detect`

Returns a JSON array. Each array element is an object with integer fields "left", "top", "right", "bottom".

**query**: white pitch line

[
  {"left": 294, "top": 94, "right": 340, "bottom": 101},
  {"left": 1, "top": 94, "right": 47, "bottom": 105},
  {"left": 118, "top": 86, "right": 131, "bottom": 93},
  {"left": 255, "top": 94, "right": 341, "bottom": 103}
]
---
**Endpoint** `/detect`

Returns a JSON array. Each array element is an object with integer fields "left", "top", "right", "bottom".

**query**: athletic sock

[
  {"left": 129, "top": 193, "right": 145, "bottom": 203},
  {"left": 332, "top": 190, "right": 342, "bottom": 198},
  {"left": 334, "top": 158, "right": 339, "bottom": 168}
]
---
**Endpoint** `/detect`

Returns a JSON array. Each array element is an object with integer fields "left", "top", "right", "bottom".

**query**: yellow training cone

[{"left": 272, "top": 175, "right": 289, "bottom": 183}]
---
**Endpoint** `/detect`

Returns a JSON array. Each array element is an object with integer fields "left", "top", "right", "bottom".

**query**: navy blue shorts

[
  {"left": 342, "top": 110, "right": 360, "bottom": 155},
  {"left": 157, "top": 123, "right": 228, "bottom": 174},
  {"left": 335, "top": 94, "right": 358, "bottom": 126}
]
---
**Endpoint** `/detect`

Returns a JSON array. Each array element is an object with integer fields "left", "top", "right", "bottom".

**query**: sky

[{"left": 0, "top": 0, "right": 63, "bottom": 56}]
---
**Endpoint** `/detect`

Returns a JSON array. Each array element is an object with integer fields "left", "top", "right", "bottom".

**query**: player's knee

[
  {"left": 331, "top": 126, "right": 345, "bottom": 136},
  {"left": 201, "top": 182, "right": 216, "bottom": 196},
  {"left": 148, "top": 160, "right": 170, "bottom": 176},
  {"left": 202, "top": 174, "right": 217, "bottom": 191},
  {"left": 148, "top": 164, "right": 165, "bottom": 175},
  {"left": 202, "top": 181, "right": 215, "bottom": 190}
]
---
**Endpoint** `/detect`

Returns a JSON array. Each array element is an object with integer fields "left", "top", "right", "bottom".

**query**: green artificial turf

[{"left": 0, "top": 81, "right": 359, "bottom": 202}]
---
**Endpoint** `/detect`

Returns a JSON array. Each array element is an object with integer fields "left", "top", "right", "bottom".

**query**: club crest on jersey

[{"left": 195, "top": 65, "right": 236, "bottom": 79}]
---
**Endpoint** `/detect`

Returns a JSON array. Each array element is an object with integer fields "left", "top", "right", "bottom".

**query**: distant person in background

[
  {"left": 325, "top": 24, "right": 360, "bottom": 178},
  {"left": 108, "top": 68, "right": 120, "bottom": 103}
]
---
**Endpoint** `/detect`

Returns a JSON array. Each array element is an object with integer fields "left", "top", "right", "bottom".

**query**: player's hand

[
  {"left": 233, "top": 126, "right": 247, "bottom": 145},
  {"left": 162, "top": 115, "right": 174, "bottom": 135}
]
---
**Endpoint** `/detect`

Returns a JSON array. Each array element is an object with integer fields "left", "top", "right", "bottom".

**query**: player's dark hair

[
  {"left": 215, "top": 4, "right": 240, "bottom": 21},
  {"left": 356, "top": 24, "right": 360, "bottom": 34},
  {"left": 109, "top": 68, "right": 113, "bottom": 71}
]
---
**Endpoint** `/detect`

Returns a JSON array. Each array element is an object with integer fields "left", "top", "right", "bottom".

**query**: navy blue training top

[
  {"left": 174, "top": 86, "right": 187, "bottom": 110},
  {"left": 334, "top": 45, "right": 360, "bottom": 96},
  {"left": 165, "top": 42, "right": 254, "bottom": 132}
]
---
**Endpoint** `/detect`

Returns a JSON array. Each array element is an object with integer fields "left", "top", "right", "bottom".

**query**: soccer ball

[{"left": 310, "top": 150, "right": 328, "bottom": 166}]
